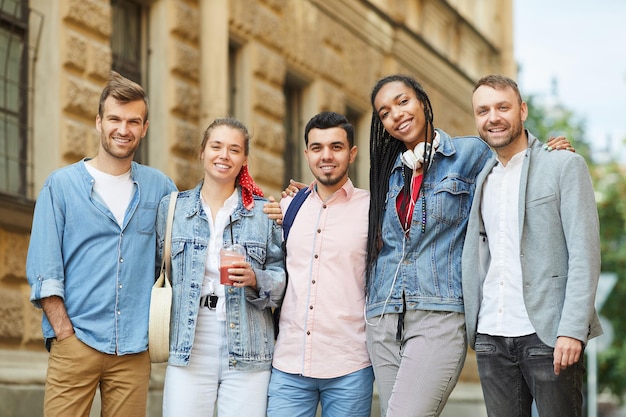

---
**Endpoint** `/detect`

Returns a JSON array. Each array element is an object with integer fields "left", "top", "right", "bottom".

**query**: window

[
  {"left": 111, "top": 0, "right": 148, "bottom": 163},
  {"left": 228, "top": 43, "right": 242, "bottom": 118},
  {"left": 345, "top": 107, "right": 363, "bottom": 188},
  {"left": 0, "top": 0, "right": 28, "bottom": 196},
  {"left": 283, "top": 76, "right": 306, "bottom": 186}
]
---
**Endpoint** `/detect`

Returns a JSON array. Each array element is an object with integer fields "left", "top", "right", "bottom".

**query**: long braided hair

[{"left": 366, "top": 75, "right": 436, "bottom": 274}]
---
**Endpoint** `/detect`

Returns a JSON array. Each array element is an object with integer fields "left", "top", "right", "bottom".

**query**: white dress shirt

[
  {"left": 201, "top": 190, "right": 238, "bottom": 321},
  {"left": 477, "top": 149, "right": 536, "bottom": 337}
]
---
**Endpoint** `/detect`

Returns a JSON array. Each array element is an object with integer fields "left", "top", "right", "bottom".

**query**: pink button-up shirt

[{"left": 273, "top": 179, "right": 371, "bottom": 378}]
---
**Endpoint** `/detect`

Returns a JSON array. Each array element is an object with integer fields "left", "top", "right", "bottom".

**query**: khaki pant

[{"left": 44, "top": 334, "right": 150, "bottom": 417}]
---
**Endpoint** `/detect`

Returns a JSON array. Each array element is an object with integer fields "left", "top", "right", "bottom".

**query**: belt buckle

[{"left": 201, "top": 294, "right": 219, "bottom": 310}]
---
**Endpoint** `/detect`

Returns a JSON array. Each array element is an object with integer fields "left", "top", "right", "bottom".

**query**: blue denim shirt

[
  {"left": 26, "top": 159, "right": 177, "bottom": 354},
  {"left": 158, "top": 183, "right": 285, "bottom": 371},
  {"left": 365, "top": 129, "right": 491, "bottom": 319}
]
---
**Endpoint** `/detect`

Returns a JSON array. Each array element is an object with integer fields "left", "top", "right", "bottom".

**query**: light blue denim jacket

[
  {"left": 26, "top": 159, "right": 177, "bottom": 354},
  {"left": 157, "top": 183, "right": 285, "bottom": 371},
  {"left": 365, "top": 129, "right": 491, "bottom": 319}
]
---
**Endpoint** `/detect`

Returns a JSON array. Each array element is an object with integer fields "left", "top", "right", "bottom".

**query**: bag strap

[
  {"left": 273, "top": 186, "right": 309, "bottom": 338},
  {"left": 162, "top": 191, "right": 178, "bottom": 284},
  {"left": 281, "top": 187, "right": 311, "bottom": 247}
]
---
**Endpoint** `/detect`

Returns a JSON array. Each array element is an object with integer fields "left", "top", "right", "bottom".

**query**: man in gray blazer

[{"left": 462, "top": 74, "right": 602, "bottom": 417}]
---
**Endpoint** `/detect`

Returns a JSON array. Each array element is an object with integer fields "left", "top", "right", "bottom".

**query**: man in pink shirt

[{"left": 266, "top": 112, "right": 373, "bottom": 417}]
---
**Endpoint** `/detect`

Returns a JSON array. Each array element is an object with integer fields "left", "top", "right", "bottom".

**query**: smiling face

[
  {"left": 95, "top": 97, "right": 148, "bottom": 162},
  {"left": 472, "top": 84, "right": 528, "bottom": 159},
  {"left": 305, "top": 126, "right": 357, "bottom": 197},
  {"left": 200, "top": 125, "right": 247, "bottom": 186},
  {"left": 373, "top": 80, "right": 427, "bottom": 150}
]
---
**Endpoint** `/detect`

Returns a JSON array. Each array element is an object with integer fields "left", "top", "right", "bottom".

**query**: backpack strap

[
  {"left": 274, "top": 186, "right": 310, "bottom": 338},
  {"left": 281, "top": 186, "right": 311, "bottom": 250}
]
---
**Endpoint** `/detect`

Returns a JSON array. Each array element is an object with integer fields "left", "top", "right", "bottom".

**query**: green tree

[
  {"left": 525, "top": 93, "right": 626, "bottom": 400},
  {"left": 594, "top": 160, "right": 626, "bottom": 398},
  {"left": 524, "top": 95, "right": 590, "bottom": 160}
]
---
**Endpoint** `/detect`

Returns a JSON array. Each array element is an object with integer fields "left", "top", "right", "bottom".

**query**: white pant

[{"left": 163, "top": 307, "right": 271, "bottom": 417}]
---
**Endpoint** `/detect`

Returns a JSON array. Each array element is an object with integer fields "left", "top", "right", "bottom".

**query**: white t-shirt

[{"left": 84, "top": 162, "right": 133, "bottom": 227}]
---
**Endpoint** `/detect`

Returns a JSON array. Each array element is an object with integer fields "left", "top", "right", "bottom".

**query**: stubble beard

[
  {"left": 101, "top": 133, "right": 139, "bottom": 161},
  {"left": 483, "top": 122, "right": 523, "bottom": 150}
]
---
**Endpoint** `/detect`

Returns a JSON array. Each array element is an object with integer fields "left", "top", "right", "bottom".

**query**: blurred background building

[{"left": 0, "top": 0, "right": 514, "bottom": 415}]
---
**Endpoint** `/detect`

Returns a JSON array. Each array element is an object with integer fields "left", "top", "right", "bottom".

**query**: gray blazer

[{"left": 462, "top": 132, "right": 602, "bottom": 349}]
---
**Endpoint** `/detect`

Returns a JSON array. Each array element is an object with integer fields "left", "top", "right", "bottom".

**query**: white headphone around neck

[
  {"left": 401, "top": 146, "right": 424, "bottom": 171},
  {"left": 401, "top": 134, "right": 440, "bottom": 171}
]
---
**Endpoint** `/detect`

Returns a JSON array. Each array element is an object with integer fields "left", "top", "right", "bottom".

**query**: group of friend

[{"left": 26, "top": 70, "right": 601, "bottom": 417}]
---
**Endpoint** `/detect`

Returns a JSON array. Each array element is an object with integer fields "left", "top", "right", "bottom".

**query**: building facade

[{"left": 0, "top": 0, "right": 514, "bottom": 415}]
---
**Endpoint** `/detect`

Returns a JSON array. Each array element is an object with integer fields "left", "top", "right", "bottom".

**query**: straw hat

[{"left": 148, "top": 272, "right": 172, "bottom": 363}]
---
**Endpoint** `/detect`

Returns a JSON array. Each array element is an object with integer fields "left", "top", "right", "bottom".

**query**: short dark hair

[
  {"left": 304, "top": 111, "right": 354, "bottom": 147},
  {"left": 98, "top": 71, "right": 149, "bottom": 120},
  {"left": 473, "top": 74, "right": 522, "bottom": 104}
]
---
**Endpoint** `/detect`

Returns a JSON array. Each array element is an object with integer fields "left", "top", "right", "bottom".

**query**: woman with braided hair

[
  {"left": 364, "top": 74, "right": 490, "bottom": 417},
  {"left": 364, "top": 74, "right": 569, "bottom": 416}
]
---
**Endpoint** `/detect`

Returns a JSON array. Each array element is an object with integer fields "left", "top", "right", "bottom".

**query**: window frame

[
  {"left": 0, "top": 0, "right": 29, "bottom": 198},
  {"left": 110, "top": 0, "right": 149, "bottom": 164}
]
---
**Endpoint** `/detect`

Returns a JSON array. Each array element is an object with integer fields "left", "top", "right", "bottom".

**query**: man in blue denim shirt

[{"left": 26, "top": 71, "right": 176, "bottom": 417}]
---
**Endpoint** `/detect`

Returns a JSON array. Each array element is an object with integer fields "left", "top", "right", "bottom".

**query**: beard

[
  {"left": 482, "top": 121, "right": 523, "bottom": 149},
  {"left": 100, "top": 133, "right": 140, "bottom": 160},
  {"left": 314, "top": 166, "right": 349, "bottom": 187}
]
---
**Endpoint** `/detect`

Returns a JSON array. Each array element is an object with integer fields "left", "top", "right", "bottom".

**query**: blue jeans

[
  {"left": 475, "top": 333, "right": 584, "bottom": 417},
  {"left": 266, "top": 367, "right": 374, "bottom": 417}
]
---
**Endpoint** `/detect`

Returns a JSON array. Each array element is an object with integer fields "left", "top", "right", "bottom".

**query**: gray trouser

[{"left": 366, "top": 309, "right": 467, "bottom": 417}]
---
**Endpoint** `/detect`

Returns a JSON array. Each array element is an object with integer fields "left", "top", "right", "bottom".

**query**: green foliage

[
  {"left": 524, "top": 95, "right": 591, "bottom": 161},
  {"left": 526, "top": 93, "right": 626, "bottom": 399},
  {"left": 593, "top": 162, "right": 626, "bottom": 398}
]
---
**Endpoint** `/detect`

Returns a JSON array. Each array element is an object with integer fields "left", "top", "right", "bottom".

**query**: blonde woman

[{"left": 157, "top": 118, "right": 286, "bottom": 417}]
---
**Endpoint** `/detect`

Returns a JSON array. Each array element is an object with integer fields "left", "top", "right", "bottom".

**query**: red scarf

[{"left": 238, "top": 165, "right": 264, "bottom": 210}]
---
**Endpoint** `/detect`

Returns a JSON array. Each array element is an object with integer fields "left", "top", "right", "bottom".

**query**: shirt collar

[{"left": 309, "top": 177, "right": 355, "bottom": 201}]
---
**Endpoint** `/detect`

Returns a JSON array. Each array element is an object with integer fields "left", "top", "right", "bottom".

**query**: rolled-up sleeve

[
  {"left": 26, "top": 184, "right": 67, "bottom": 308},
  {"left": 245, "top": 215, "right": 285, "bottom": 309}
]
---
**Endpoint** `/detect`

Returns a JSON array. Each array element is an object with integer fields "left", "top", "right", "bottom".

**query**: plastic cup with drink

[{"left": 219, "top": 244, "right": 246, "bottom": 286}]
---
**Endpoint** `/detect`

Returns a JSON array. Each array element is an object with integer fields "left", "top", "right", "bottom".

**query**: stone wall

[{"left": 0, "top": 0, "right": 512, "bottom": 415}]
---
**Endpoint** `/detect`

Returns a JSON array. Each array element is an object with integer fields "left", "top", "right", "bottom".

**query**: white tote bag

[{"left": 148, "top": 191, "right": 177, "bottom": 363}]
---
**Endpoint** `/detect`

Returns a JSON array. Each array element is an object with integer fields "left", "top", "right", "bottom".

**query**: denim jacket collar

[{"left": 183, "top": 182, "right": 257, "bottom": 222}]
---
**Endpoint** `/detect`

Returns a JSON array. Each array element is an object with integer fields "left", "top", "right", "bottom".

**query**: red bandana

[{"left": 238, "top": 165, "right": 264, "bottom": 210}]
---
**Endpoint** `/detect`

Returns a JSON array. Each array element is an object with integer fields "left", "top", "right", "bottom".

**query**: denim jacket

[
  {"left": 157, "top": 183, "right": 286, "bottom": 371},
  {"left": 365, "top": 129, "right": 491, "bottom": 319},
  {"left": 27, "top": 159, "right": 176, "bottom": 354}
]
